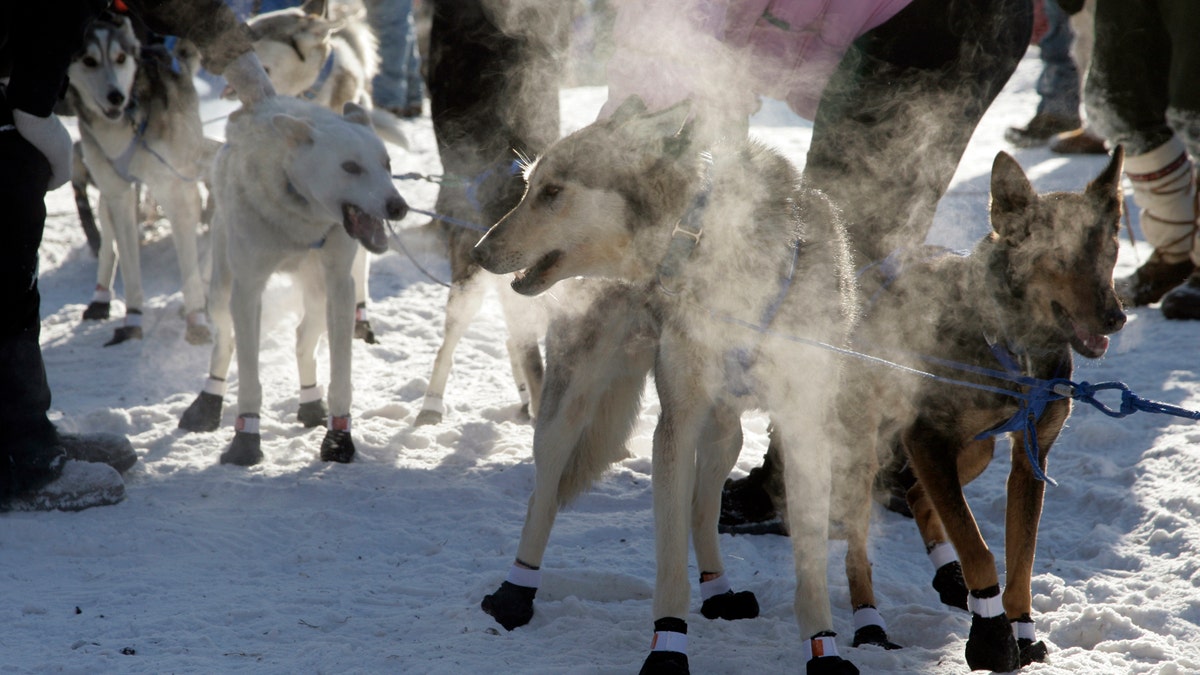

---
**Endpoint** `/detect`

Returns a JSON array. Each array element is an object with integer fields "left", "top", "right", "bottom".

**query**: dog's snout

[
  {"left": 1104, "top": 306, "right": 1127, "bottom": 333},
  {"left": 106, "top": 90, "right": 125, "bottom": 106},
  {"left": 471, "top": 242, "right": 490, "bottom": 267},
  {"left": 387, "top": 196, "right": 408, "bottom": 221}
]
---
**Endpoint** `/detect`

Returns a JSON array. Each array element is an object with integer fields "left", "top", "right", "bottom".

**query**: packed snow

[{"left": 3, "top": 49, "right": 1199, "bottom": 674}]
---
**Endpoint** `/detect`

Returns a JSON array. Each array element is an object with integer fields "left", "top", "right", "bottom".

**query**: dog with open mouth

[
  {"left": 846, "top": 147, "right": 1127, "bottom": 671},
  {"left": 178, "top": 96, "right": 406, "bottom": 466}
]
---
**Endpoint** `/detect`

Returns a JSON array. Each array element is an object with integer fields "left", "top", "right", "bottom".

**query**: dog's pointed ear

[
  {"left": 301, "top": 0, "right": 329, "bottom": 19},
  {"left": 608, "top": 95, "right": 648, "bottom": 124},
  {"left": 989, "top": 151, "right": 1036, "bottom": 241},
  {"left": 1086, "top": 144, "right": 1124, "bottom": 208},
  {"left": 621, "top": 99, "right": 692, "bottom": 147},
  {"left": 272, "top": 113, "right": 314, "bottom": 145},
  {"left": 342, "top": 101, "right": 372, "bottom": 128}
]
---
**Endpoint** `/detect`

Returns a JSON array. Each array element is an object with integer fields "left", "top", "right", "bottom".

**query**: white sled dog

[
  {"left": 473, "top": 97, "right": 875, "bottom": 674},
  {"left": 177, "top": 97, "right": 407, "bottom": 467},
  {"left": 67, "top": 13, "right": 213, "bottom": 346},
  {"left": 244, "top": 0, "right": 410, "bottom": 344}
]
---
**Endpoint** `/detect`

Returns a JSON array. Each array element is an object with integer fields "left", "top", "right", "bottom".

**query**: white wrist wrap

[
  {"left": 1012, "top": 620, "right": 1036, "bottom": 641},
  {"left": 203, "top": 377, "right": 227, "bottom": 396},
  {"left": 299, "top": 384, "right": 324, "bottom": 404},
  {"left": 852, "top": 606, "right": 886, "bottom": 631},
  {"left": 329, "top": 415, "right": 351, "bottom": 432},
  {"left": 802, "top": 635, "right": 839, "bottom": 661},
  {"left": 699, "top": 574, "right": 731, "bottom": 600},
  {"left": 505, "top": 564, "right": 541, "bottom": 589},
  {"left": 91, "top": 287, "right": 112, "bottom": 303},
  {"left": 928, "top": 542, "right": 959, "bottom": 569},
  {"left": 650, "top": 631, "right": 687, "bottom": 653},
  {"left": 124, "top": 312, "right": 143, "bottom": 327},
  {"left": 967, "top": 593, "right": 1005, "bottom": 618},
  {"left": 421, "top": 395, "right": 445, "bottom": 415},
  {"left": 235, "top": 415, "right": 260, "bottom": 434}
]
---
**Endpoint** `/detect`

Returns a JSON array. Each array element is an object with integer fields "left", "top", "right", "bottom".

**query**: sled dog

[
  {"left": 177, "top": 97, "right": 407, "bottom": 467},
  {"left": 67, "top": 13, "right": 212, "bottom": 346},
  {"left": 849, "top": 149, "right": 1126, "bottom": 671},
  {"left": 473, "top": 97, "right": 877, "bottom": 674}
]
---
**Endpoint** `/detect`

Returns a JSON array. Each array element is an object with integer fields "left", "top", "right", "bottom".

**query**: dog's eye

[
  {"left": 341, "top": 161, "right": 363, "bottom": 175},
  {"left": 539, "top": 184, "right": 562, "bottom": 202},
  {"left": 115, "top": 53, "right": 127, "bottom": 65},
  {"left": 82, "top": 56, "right": 99, "bottom": 68}
]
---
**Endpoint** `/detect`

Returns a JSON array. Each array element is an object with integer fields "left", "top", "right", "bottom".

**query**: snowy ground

[{"left": 4, "top": 49, "right": 1200, "bottom": 674}]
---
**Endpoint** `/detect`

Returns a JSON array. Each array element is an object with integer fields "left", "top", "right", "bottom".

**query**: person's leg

[
  {"left": 0, "top": 103, "right": 66, "bottom": 503},
  {"left": 1007, "top": 0, "right": 1083, "bottom": 147},
  {"left": 366, "top": 0, "right": 415, "bottom": 114},
  {"left": 1086, "top": 0, "right": 1194, "bottom": 308},
  {"left": 722, "top": 0, "right": 1033, "bottom": 527}
]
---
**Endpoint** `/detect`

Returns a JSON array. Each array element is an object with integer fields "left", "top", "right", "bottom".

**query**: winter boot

[
  {"left": 1117, "top": 137, "right": 1197, "bottom": 307},
  {"left": 1004, "top": 112, "right": 1081, "bottom": 148},
  {"left": 58, "top": 432, "right": 137, "bottom": 474},
  {"left": 1160, "top": 270, "right": 1200, "bottom": 319},
  {"left": 5, "top": 460, "right": 125, "bottom": 512}
]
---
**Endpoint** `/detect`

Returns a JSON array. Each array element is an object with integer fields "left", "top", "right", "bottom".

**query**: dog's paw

[
  {"left": 516, "top": 402, "right": 532, "bottom": 423},
  {"left": 638, "top": 650, "right": 689, "bottom": 675},
  {"left": 297, "top": 400, "right": 329, "bottom": 428},
  {"left": 480, "top": 581, "right": 536, "bottom": 631},
  {"left": 82, "top": 301, "right": 110, "bottom": 321},
  {"left": 103, "top": 325, "right": 142, "bottom": 347},
  {"left": 184, "top": 321, "right": 212, "bottom": 345},
  {"left": 964, "top": 614, "right": 1019, "bottom": 672},
  {"left": 220, "top": 431, "right": 263, "bottom": 466},
  {"left": 1018, "top": 638, "right": 1049, "bottom": 665},
  {"left": 851, "top": 624, "right": 902, "bottom": 650},
  {"left": 179, "top": 391, "right": 223, "bottom": 432},
  {"left": 807, "top": 656, "right": 859, "bottom": 675},
  {"left": 354, "top": 319, "right": 378, "bottom": 344},
  {"left": 319, "top": 428, "right": 355, "bottom": 463},
  {"left": 932, "top": 561, "right": 969, "bottom": 611},
  {"left": 700, "top": 590, "right": 759, "bottom": 621},
  {"left": 414, "top": 409, "right": 442, "bottom": 426}
]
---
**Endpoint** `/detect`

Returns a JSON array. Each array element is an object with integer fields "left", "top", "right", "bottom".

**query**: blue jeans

[
  {"left": 366, "top": 0, "right": 424, "bottom": 110},
  {"left": 1035, "top": 0, "right": 1081, "bottom": 119}
]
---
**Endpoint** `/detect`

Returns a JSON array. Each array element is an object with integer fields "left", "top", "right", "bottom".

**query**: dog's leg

[
  {"left": 180, "top": 209, "right": 233, "bottom": 433},
  {"left": 905, "top": 420, "right": 1018, "bottom": 672},
  {"left": 294, "top": 267, "right": 330, "bottom": 428},
  {"left": 154, "top": 178, "right": 210, "bottom": 344},
  {"left": 352, "top": 249, "right": 377, "bottom": 343},
  {"left": 83, "top": 195, "right": 120, "bottom": 322},
  {"left": 102, "top": 185, "right": 146, "bottom": 346},
  {"left": 483, "top": 289, "right": 654, "bottom": 632},
  {"left": 221, "top": 265, "right": 273, "bottom": 466},
  {"left": 497, "top": 281, "right": 545, "bottom": 422},
  {"left": 72, "top": 140, "right": 102, "bottom": 257},
  {"left": 416, "top": 275, "right": 487, "bottom": 425},
  {"left": 1003, "top": 399, "right": 1067, "bottom": 667},
  {"left": 318, "top": 251, "right": 358, "bottom": 463},
  {"left": 692, "top": 404, "right": 760, "bottom": 623}
]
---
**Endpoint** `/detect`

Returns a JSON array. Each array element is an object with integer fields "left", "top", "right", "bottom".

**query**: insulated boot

[
  {"left": 1116, "top": 252, "right": 1195, "bottom": 307},
  {"left": 1160, "top": 270, "right": 1200, "bottom": 319},
  {"left": 1004, "top": 112, "right": 1080, "bottom": 148}
]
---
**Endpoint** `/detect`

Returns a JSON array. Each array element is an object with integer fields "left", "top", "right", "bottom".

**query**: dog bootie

[
  {"left": 481, "top": 580, "right": 537, "bottom": 631},
  {"left": 5, "top": 460, "right": 125, "bottom": 512},
  {"left": 964, "top": 587, "right": 1019, "bottom": 672},
  {"left": 1118, "top": 137, "right": 1198, "bottom": 307},
  {"left": 932, "top": 560, "right": 969, "bottom": 611},
  {"left": 179, "top": 391, "right": 223, "bottom": 432},
  {"left": 1012, "top": 615, "right": 1049, "bottom": 666},
  {"left": 803, "top": 633, "right": 858, "bottom": 675},
  {"left": 221, "top": 416, "right": 263, "bottom": 466},
  {"left": 1160, "top": 270, "right": 1200, "bottom": 319},
  {"left": 639, "top": 618, "right": 689, "bottom": 675},
  {"left": 699, "top": 574, "right": 759, "bottom": 620},
  {"left": 319, "top": 416, "right": 355, "bottom": 463}
]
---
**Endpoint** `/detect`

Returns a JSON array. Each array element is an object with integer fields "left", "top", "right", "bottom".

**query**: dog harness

[{"left": 301, "top": 52, "right": 337, "bottom": 102}]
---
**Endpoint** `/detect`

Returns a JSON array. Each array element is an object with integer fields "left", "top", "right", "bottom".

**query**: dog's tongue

[
  {"left": 1076, "top": 323, "right": 1109, "bottom": 355},
  {"left": 343, "top": 205, "right": 390, "bottom": 254}
]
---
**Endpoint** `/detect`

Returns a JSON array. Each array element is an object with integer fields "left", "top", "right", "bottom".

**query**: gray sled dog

[
  {"left": 67, "top": 13, "right": 213, "bottom": 346},
  {"left": 473, "top": 97, "right": 876, "bottom": 675},
  {"left": 244, "top": 0, "right": 410, "bottom": 344},
  {"left": 848, "top": 149, "right": 1126, "bottom": 672},
  {"left": 177, "top": 97, "right": 407, "bottom": 466}
]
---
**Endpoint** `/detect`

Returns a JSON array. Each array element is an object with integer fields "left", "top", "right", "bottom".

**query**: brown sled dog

[{"left": 849, "top": 148, "right": 1126, "bottom": 671}]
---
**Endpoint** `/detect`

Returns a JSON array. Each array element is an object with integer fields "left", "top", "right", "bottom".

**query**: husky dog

[
  {"left": 473, "top": 97, "right": 874, "bottom": 674},
  {"left": 177, "top": 97, "right": 407, "bottom": 466},
  {"left": 849, "top": 149, "right": 1126, "bottom": 671},
  {"left": 67, "top": 13, "right": 212, "bottom": 346},
  {"left": 245, "top": 0, "right": 409, "bottom": 344}
]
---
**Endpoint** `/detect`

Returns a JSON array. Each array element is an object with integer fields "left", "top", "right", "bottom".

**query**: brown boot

[
  {"left": 1161, "top": 270, "right": 1200, "bottom": 319},
  {"left": 1004, "top": 112, "right": 1081, "bottom": 148},
  {"left": 1050, "top": 128, "right": 1107, "bottom": 155},
  {"left": 1116, "top": 252, "right": 1196, "bottom": 307}
]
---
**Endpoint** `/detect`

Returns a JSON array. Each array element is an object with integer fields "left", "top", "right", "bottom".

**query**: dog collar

[{"left": 656, "top": 152, "right": 713, "bottom": 295}]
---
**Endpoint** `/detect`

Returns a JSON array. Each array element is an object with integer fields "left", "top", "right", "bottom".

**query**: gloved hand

[
  {"left": 13, "top": 109, "right": 73, "bottom": 191},
  {"left": 222, "top": 51, "right": 276, "bottom": 106}
]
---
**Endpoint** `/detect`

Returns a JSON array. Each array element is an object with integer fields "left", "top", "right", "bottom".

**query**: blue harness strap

[{"left": 301, "top": 52, "right": 336, "bottom": 101}]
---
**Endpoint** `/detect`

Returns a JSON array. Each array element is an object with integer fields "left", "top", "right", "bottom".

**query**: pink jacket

[{"left": 602, "top": 0, "right": 911, "bottom": 121}]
